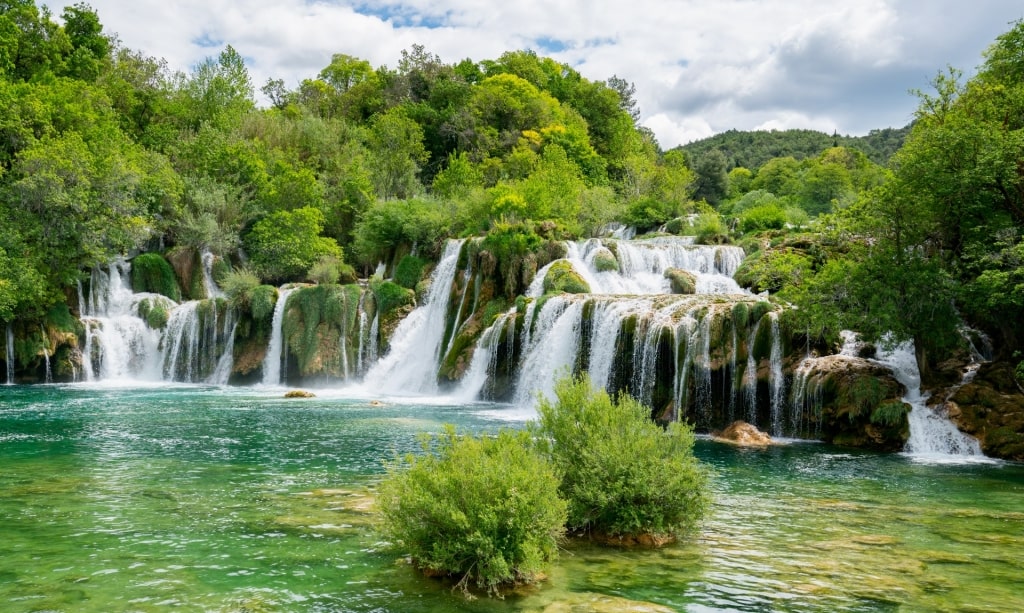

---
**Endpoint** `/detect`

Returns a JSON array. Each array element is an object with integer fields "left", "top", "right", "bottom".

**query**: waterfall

[
  {"left": 363, "top": 239, "right": 465, "bottom": 395},
  {"left": 200, "top": 250, "right": 224, "bottom": 299},
  {"left": 768, "top": 313, "right": 786, "bottom": 436},
  {"left": 456, "top": 311, "right": 512, "bottom": 401},
  {"left": 262, "top": 288, "right": 296, "bottom": 386},
  {"left": 443, "top": 268, "right": 474, "bottom": 360},
  {"left": 513, "top": 297, "right": 583, "bottom": 405},
  {"left": 727, "top": 320, "right": 738, "bottom": 422},
  {"left": 5, "top": 322, "right": 13, "bottom": 384},
  {"left": 163, "top": 301, "right": 201, "bottom": 382},
  {"left": 78, "top": 262, "right": 164, "bottom": 381},
  {"left": 40, "top": 326, "right": 52, "bottom": 384},
  {"left": 744, "top": 318, "right": 762, "bottom": 425},
  {"left": 208, "top": 308, "right": 237, "bottom": 385},
  {"left": 587, "top": 299, "right": 640, "bottom": 390},
  {"left": 691, "top": 310, "right": 714, "bottom": 425},
  {"left": 873, "top": 341, "right": 986, "bottom": 460}
]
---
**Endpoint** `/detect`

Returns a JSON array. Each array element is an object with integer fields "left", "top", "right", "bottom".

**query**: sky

[{"left": 45, "top": 0, "right": 1024, "bottom": 149}]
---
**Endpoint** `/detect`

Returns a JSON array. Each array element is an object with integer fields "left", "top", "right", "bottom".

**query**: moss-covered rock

[
  {"left": 282, "top": 284, "right": 364, "bottom": 379},
  {"left": 944, "top": 361, "right": 1024, "bottom": 461},
  {"left": 393, "top": 255, "right": 427, "bottom": 290},
  {"left": 591, "top": 247, "right": 619, "bottom": 273},
  {"left": 664, "top": 268, "right": 696, "bottom": 294},
  {"left": 543, "top": 261, "right": 590, "bottom": 295},
  {"left": 131, "top": 253, "right": 181, "bottom": 301}
]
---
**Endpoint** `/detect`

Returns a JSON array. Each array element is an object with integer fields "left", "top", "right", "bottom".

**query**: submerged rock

[
  {"left": 539, "top": 592, "right": 676, "bottom": 613},
  {"left": 714, "top": 420, "right": 772, "bottom": 446},
  {"left": 284, "top": 390, "right": 316, "bottom": 398}
]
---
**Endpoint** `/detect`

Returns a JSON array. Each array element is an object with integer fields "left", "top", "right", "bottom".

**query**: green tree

[
  {"left": 243, "top": 206, "right": 343, "bottom": 282},
  {"left": 366, "top": 107, "right": 427, "bottom": 199}
]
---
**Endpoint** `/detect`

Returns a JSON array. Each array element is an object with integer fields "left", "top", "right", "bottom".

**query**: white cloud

[{"left": 48, "top": 0, "right": 1024, "bottom": 147}]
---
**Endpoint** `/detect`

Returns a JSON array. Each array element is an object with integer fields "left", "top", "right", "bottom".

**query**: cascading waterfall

[
  {"left": 873, "top": 341, "right": 986, "bottom": 460},
  {"left": 78, "top": 262, "right": 164, "bottom": 381},
  {"left": 727, "top": 321, "right": 738, "bottom": 422},
  {"left": 40, "top": 326, "right": 52, "bottom": 384},
  {"left": 363, "top": 239, "right": 465, "bottom": 395},
  {"left": 262, "top": 288, "right": 296, "bottom": 386},
  {"left": 200, "top": 250, "right": 224, "bottom": 299},
  {"left": 5, "top": 322, "right": 14, "bottom": 384},
  {"left": 768, "top": 313, "right": 786, "bottom": 436},
  {"left": 744, "top": 318, "right": 762, "bottom": 424},
  {"left": 513, "top": 297, "right": 584, "bottom": 405},
  {"left": 208, "top": 308, "right": 237, "bottom": 385}
]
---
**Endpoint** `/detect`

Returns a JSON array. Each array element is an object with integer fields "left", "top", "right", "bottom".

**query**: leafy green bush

[
  {"left": 534, "top": 375, "right": 711, "bottom": 540},
  {"left": 307, "top": 254, "right": 344, "bottom": 285},
  {"left": 739, "top": 203, "right": 787, "bottom": 233},
  {"left": 244, "top": 207, "right": 344, "bottom": 283},
  {"left": 376, "top": 426, "right": 566, "bottom": 594},
  {"left": 393, "top": 255, "right": 427, "bottom": 290},
  {"left": 131, "top": 253, "right": 181, "bottom": 301},
  {"left": 733, "top": 249, "right": 813, "bottom": 294},
  {"left": 693, "top": 212, "right": 730, "bottom": 245},
  {"left": 137, "top": 298, "right": 169, "bottom": 329},
  {"left": 221, "top": 266, "right": 262, "bottom": 308},
  {"left": 250, "top": 285, "right": 278, "bottom": 322}
]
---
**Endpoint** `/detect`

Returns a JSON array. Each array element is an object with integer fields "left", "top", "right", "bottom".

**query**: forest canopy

[{"left": 1, "top": 2, "right": 1022, "bottom": 373}]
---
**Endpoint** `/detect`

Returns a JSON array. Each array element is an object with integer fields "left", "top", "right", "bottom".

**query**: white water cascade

[
  {"left": 768, "top": 313, "right": 786, "bottom": 436},
  {"left": 40, "top": 327, "right": 52, "bottom": 384},
  {"left": 5, "top": 322, "right": 13, "bottom": 384},
  {"left": 78, "top": 262, "right": 165, "bottom": 381},
  {"left": 362, "top": 239, "right": 465, "bottom": 395},
  {"left": 873, "top": 341, "right": 987, "bottom": 461},
  {"left": 200, "top": 250, "right": 224, "bottom": 299},
  {"left": 262, "top": 288, "right": 296, "bottom": 386}
]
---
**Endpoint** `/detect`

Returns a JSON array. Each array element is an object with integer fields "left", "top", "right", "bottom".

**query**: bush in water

[
  {"left": 535, "top": 374, "right": 712, "bottom": 541},
  {"left": 376, "top": 426, "right": 566, "bottom": 595}
]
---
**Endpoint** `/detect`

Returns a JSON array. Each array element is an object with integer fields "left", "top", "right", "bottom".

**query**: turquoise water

[{"left": 1, "top": 384, "right": 1022, "bottom": 612}]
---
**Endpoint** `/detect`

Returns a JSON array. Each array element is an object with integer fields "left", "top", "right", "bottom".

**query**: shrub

[
  {"left": 376, "top": 426, "right": 566, "bottom": 595},
  {"left": 244, "top": 207, "right": 344, "bottom": 283},
  {"left": 733, "top": 249, "right": 813, "bottom": 294},
  {"left": 131, "top": 253, "right": 181, "bottom": 301},
  {"left": 221, "top": 266, "right": 262, "bottom": 309},
  {"left": 534, "top": 375, "right": 711, "bottom": 540},
  {"left": 393, "top": 255, "right": 427, "bottom": 290},
  {"left": 692, "top": 212, "right": 730, "bottom": 245},
  {"left": 870, "top": 401, "right": 909, "bottom": 427},
  {"left": 137, "top": 298, "right": 169, "bottom": 329},
  {"left": 307, "top": 254, "right": 343, "bottom": 285},
  {"left": 739, "top": 203, "right": 787, "bottom": 233}
]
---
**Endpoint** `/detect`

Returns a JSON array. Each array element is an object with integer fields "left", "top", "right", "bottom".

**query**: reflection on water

[{"left": 0, "top": 384, "right": 1021, "bottom": 612}]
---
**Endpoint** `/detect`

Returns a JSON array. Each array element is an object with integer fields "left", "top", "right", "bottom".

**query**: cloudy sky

[{"left": 47, "top": 0, "right": 1023, "bottom": 148}]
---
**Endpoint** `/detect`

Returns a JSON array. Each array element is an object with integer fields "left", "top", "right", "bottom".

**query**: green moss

[
  {"left": 841, "top": 378, "right": 886, "bottom": 422},
  {"left": 137, "top": 298, "right": 169, "bottom": 329},
  {"left": 131, "top": 253, "right": 181, "bottom": 301},
  {"left": 664, "top": 268, "right": 696, "bottom": 294},
  {"left": 750, "top": 301, "right": 772, "bottom": 324},
  {"left": 870, "top": 401, "right": 909, "bottom": 427},
  {"left": 731, "top": 302, "right": 750, "bottom": 329},
  {"left": 542, "top": 261, "right": 590, "bottom": 295},
  {"left": 393, "top": 255, "right": 428, "bottom": 290},
  {"left": 371, "top": 279, "right": 415, "bottom": 316},
  {"left": 592, "top": 247, "right": 619, "bottom": 273},
  {"left": 251, "top": 285, "right": 278, "bottom": 322}
]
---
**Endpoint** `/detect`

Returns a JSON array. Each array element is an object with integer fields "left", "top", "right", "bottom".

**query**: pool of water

[{"left": 1, "top": 384, "right": 1021, "bottom": 612}]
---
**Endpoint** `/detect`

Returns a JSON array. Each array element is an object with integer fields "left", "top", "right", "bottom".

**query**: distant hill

[{"left": 678, "top": 126, "right": 912, "bottom": 169}]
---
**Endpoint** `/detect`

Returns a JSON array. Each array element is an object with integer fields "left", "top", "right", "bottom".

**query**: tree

[
  {"left": 181, "top": 45, "right": 254, "bottom": 131},
  {"left": 243, "top": 206, "right": 343, "bottom": 282},
  {"left": 61, "top": 3, "right": 109, "bottom": 81},
  {"left": 691, "top": 149, "right": 728, "bottom": 206},
  {"left": 366, "top": 107, "right": 427, "bottom": 199}
]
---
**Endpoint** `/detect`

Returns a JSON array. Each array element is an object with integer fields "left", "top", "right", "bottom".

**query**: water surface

[{"left": 1, "top": 384, "right": 1021, "bottom": 612}]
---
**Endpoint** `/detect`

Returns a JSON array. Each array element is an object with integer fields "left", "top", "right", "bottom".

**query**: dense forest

[{"left": 1, "top": 1, "right": 1023, "bottom": 391}]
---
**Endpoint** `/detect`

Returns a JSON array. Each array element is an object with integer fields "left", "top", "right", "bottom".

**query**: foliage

[
  {"left": 679, "top": 127, "right": 910, "bottom": 169},
  {"left": 352, "top": 197, "right": 452, "bottom": 265},
  {"left": 244, "top": 207, "right": 343, "bottom": 283},
  {"left": 220, "top": 266, "right": 276, "bottom": 321},
  {"left": 691, "top": 211, "right": 730, "bottom": 245},
  {"left": 870, "top": 401, "right": 909, "bottom": 427},
  {"left": 136, "top": 297, "right": 169, "bottom": 329},
  {"left": 534, "top": 374, "right": 711, "bottom": 539},
  {"left": 739, "top": 204, "right": 787, "bottom": 233},
  {"left": 130, "top": 253, "right": 181, "bottom": 300},
  {"left": 734, "top": 249, "right": 813, "bottom": 294},
  {"left": 393, "top": 255, "right": 427, "bottom": 290},
  {"left": 376, "top": 426, "right": 566, "bottom": 594},
  {"left": 370, "top": 278, "right": 414, "bottom": 315}
]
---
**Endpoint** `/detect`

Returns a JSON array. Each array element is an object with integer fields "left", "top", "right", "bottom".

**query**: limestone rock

[
  {"left": 592, "top": 247, "right": 619, "bottom": 273},
  {"left": 714, "top": 420, "right": 772, "bottom": 446},
  {"left": 284, "top": 390, "right": 316, "bottom": 398}
]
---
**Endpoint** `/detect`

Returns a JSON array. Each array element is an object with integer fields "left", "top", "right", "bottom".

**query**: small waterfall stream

[
  {"left": 5, "top": 322, "right": 14, "bottom": 384},
  {"left": 362, "top": 239, "right": 465, "bottom": 395},
  {"left": 262, "top": 288, "right": 296, "bottom": 386},
  {"left": 872, "top": 341, "right": 987, "bottom": 460}
]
